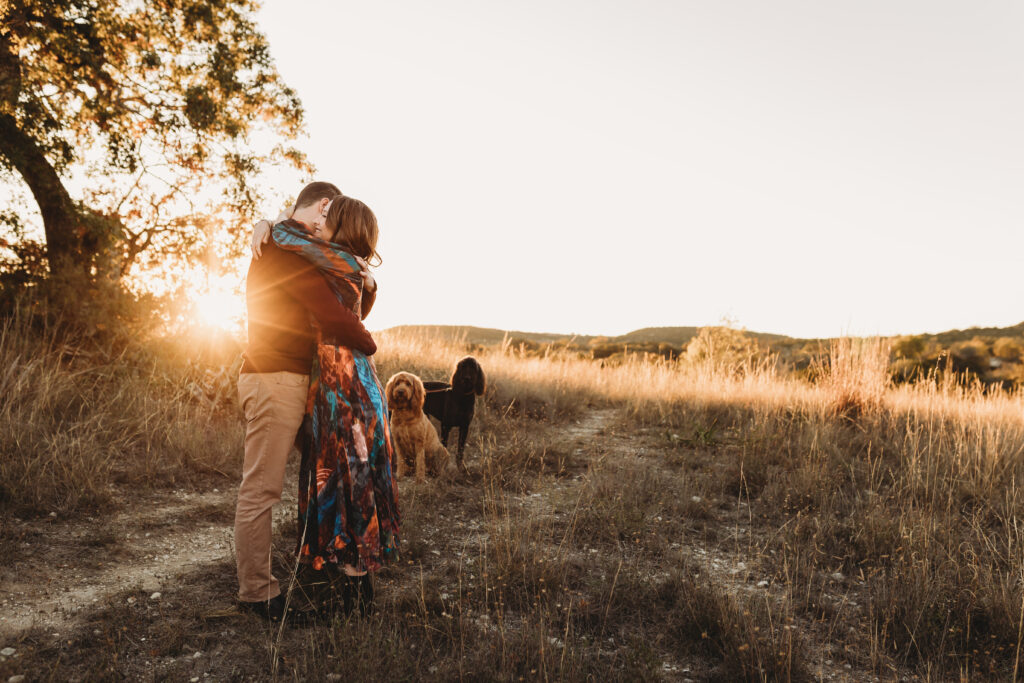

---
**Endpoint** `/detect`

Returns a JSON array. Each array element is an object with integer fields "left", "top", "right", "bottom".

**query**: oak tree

[{"left": 0, "top": 0, "right": 308, "bottom": 279}]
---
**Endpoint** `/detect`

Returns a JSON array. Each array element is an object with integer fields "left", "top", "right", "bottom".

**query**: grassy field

[{"left": 1, "top": 321, "right": 1023, "bottom": 681}]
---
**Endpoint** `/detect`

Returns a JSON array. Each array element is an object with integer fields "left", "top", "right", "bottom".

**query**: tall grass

[
  {"left": 0, "top": 308, "right": 242, "bottom": 513},
  {"left": 377, "top": 327, "right": 1024, "bottom": 677},
  {"left": 5, "top": 319, "right": 1023, "bottom": 678}
]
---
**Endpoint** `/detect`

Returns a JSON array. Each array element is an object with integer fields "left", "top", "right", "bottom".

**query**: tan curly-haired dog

[{"left": 385, "top": 371, "right": 451, "bottom": 481}]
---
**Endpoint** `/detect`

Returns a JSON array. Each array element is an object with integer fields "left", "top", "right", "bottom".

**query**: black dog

[{"left": 423, "top": 356, "right": 485, "bottom": 468}]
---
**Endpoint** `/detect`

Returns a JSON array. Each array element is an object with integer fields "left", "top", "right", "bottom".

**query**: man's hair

[{"left": 294, "top": 181, "right": 342, "bottom": 209}]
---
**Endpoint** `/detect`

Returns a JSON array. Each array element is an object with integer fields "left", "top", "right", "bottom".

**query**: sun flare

[
  {"left": 188, "top": 271, "right": 245, "bottom": 332},
  {"left": 195, "top": 289, "right": 241, "bottom": 328}
]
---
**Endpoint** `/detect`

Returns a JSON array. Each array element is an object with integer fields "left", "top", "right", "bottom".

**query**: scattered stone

[
  {"left": 9, "top": 675, "right": 27, "bottom": 683},
  {"left": 48, "top": 512, "right": 57, "bottom": 518},
  {"left": 757, "top": 580, "right": 769, "bottom": 587},
  {"left": 150, "top": 592, "right": 161, "bottom": 601},
  {"left": 831, "top": 572, "right": 844, "bottom": 582},
  {"left": 126, "top": 597, "right": 136, "bottom": 605},
  {"left": 0, "top": 648, "right": 15, "bottom": 657},
  {"left": 193, "top": 651, "right": 202, "bottom": 659},
  {"left": 690, "top": 496, "right": 702, "bottom": 503}
]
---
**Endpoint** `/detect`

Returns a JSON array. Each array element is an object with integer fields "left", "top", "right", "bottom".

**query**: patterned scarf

[{"left": 271, "top": 220, "right": 363, "bottom": 310}]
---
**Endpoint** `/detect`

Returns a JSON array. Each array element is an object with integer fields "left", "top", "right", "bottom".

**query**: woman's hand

[
  {"left": 353, "top": 255, "right": 377, "bottom": 293},
  {"left": 251, "top": 219, "right": 273, "bottom": 259},
  {"left": 250, "top": 204, "right": 295, "bottom": 259}
]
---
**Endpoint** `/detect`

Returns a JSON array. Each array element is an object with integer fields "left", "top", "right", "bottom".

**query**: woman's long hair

[{"left": 325, "top": 196, "right": 381, "bottom": 266}]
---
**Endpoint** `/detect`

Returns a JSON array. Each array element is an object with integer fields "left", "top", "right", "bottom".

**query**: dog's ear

[
  {"left": 411, "top": 373, "right": 426, "bottom": 410},
  {"left": 473, "top": 360, "right": 486, "bottom": 396},
  {"left": 384, "top": 373, "right": 400, "bottom": 404}
]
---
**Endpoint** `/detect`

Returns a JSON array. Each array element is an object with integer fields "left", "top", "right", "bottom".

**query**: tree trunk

[{"left": 0, "top": 113, "right": 86, "bottom": 275}]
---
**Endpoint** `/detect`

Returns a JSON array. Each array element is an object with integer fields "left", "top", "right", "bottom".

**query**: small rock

[
  {"left": 831, "top": 572, "right": 844, "bottom": 582},
  {"left": 126, "top": 597, "right": 136, "bottom": 605},
  {"left": 150, "top": 592, "right": 161, "bottom": 601},
  {"left": 757, "top": 580, "right": 769, "bottom": 587},
  {"left": 9, "top": 675, "right": 27, "bottom": 683},
  {"left": 48, "top": 512, "right": 57, "bottom": 518},
  {"left": 190, "top": 678, "right": 200, "bottom": 683},
  {"left": 0, "top": 648, "right": 15, "bottom": 657},
  {"left": 690, "top": 496, "right": 702, "bottom": 503},
  {"left": 193, "top": 651, "right": 202, "bottom": 658}
]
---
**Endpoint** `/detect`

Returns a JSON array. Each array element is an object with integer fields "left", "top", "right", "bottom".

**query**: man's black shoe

[{"left": 239, "top": 594, "right": 316, "bottom": 626}]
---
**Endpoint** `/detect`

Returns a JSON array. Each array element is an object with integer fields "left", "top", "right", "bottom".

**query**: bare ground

[{"left": 0, "top": 407, "right": 912, "bottom": 681}]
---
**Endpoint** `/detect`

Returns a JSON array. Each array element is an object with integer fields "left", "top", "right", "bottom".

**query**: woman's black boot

[
  {"left": 320, "top": 571, "right": 356, "bottom": 619},
  {"left": 356, "top": 573, "right": 374, "bottom": 616}
]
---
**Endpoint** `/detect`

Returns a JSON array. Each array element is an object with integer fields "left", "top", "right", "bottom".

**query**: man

[{"left": 235, "top": 181, "right": 376, "bottom": 624}]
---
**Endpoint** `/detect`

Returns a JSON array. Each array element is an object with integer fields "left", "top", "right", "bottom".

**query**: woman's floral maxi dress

[{"left": 273, "top": 223, "right": 400, "bottom": 572}]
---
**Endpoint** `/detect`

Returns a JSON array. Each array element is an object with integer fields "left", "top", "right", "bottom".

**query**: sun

[
  {"left": 195, "top": 290, "right": 237, "bottom": 327},
  {"left": 191, "top": 275, "right": 245, "bottom": 332}
]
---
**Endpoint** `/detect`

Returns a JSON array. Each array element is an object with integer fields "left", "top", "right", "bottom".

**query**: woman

[{"left": 268, "top": 196, "right": 399, "bottom": 616}]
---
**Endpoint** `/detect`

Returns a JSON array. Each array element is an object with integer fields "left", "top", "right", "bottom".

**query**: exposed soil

[{"left": 0, "top": 407, "right": 900, "bottom": 681}]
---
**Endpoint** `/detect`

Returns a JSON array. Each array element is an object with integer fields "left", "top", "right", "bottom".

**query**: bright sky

[{"left": 255, "top": 1, "right": 1024, "bottom": 339}]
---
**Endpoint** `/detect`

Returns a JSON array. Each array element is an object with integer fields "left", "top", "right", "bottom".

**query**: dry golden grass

[
  {"left": 376, "top": 326, "right": 1024, "bottom": 678},
  {"left": 4, "top": 321, "right": 1024, "bottom": 680}
]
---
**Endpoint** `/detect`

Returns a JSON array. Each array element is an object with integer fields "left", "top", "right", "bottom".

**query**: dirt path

[
  {"left": 0, "top": 486, "right": 252, "bottom": 636},
  {"left": 0, "top": 413, "right": 622, "bottom": 641},
  {"left": 2, "top": 406, "right": 882, "bottom": 681},
  {"left": 507, "top": 408, "right": 876, "bottom": 682}
]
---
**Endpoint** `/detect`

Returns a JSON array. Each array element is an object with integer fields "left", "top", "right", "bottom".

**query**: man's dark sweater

[{"left": 240, "top": 237, "right": 377, "bottom": 375}]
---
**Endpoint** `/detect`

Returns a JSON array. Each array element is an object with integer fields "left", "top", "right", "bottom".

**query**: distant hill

[
  {"left": 381, "top": 325, "right": 596, "bottom": 347},
  {"left": 928, "top": 322, "right": 1024, "bottom": 345},
  {"left": 382, "top": 324, "right": 794, "bottom": 349},
  {"left": 383, "top": 322, "right": 1024, "bottom": 350},
  {"left": 609, "top": 326, "right": 794, "bottom": 347}
]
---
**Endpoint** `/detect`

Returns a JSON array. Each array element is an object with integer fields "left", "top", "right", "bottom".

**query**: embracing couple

[{"left": 234, "top": 181, "right": 399, "bottom": 625}]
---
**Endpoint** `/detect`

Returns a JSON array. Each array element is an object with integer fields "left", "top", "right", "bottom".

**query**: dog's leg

[
  {"left": 458, "top": 423, "right": 469, "bottom": 457},
  {"left": 415, "top": 444, "right": 426, "bottom": 482},
  {"left": 392, "top": 442, "right": 402, "bottom": 479},
  {"left": 455, "top": 422, "right": 470, "bottom": 469}
]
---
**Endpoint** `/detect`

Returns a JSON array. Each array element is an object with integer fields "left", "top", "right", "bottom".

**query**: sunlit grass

[{"left": 4, "top": 318, "right": 1024, "bottom": 679}]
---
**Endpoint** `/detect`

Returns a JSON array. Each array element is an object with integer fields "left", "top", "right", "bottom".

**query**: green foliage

[
  {"left": 684, "top": 325, "right": 762, "bottom": 371},
  {"left": 0, "top": 0, "right": 309, "bottom": 279},
  {"left": 992, "top": 336, "right": 1023, "bottom": 361},
  {"left": 893, "top": 335, "right": 926, "bottom": 359},
  {"left": 950, "top": 338, "right": 991, "bottom": 376}
]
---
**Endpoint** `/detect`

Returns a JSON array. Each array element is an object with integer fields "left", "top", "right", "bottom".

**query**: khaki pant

[{"left": 235, "top": 371, "right": 309, "bottom": 602}]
